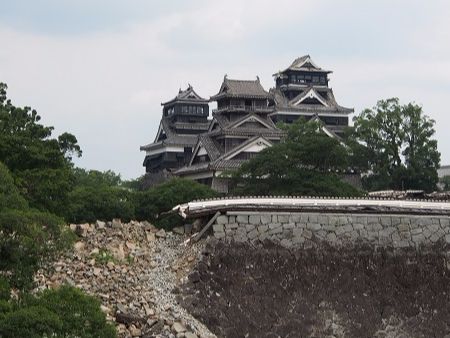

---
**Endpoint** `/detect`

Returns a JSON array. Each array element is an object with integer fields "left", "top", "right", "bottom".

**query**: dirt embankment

[{"left": 180, "top": 240, "right": 450, "bottom": 338}]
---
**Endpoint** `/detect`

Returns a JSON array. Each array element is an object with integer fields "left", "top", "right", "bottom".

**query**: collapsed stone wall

[{"left": 211, "top": 212, "right": 450, "bottom": 249}]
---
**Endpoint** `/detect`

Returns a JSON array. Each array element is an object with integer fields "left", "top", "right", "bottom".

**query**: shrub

[
  {"left": 232, "top": 171, "right": 362, "bottom": 197},
  {"left": 0, "top": 286, "right": 116, "bottom": 338},
  {"left": 66, "top": 186, "right": 136, "bottom": 223},
  {"left": 92, "top": 248, "right": 116, "bottom": 265},
  {"left": 136, "top": 178, "right": 217, "bottom": 230},
  {"left": 0, "top": 277, "right": 10, "bottom": 301},
  {"left": 0, "top": 209, "right": 73, "bottom": 290},
  {"left": 0, "top": 305, "right": 63, "bottom": 338}
]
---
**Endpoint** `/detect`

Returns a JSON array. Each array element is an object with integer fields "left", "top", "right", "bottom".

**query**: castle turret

[
  {"left": 140, "top": 85, "right": 210, "bottom": 177},
  {"left": 271, "top": 55, "right": 353, "bottom": 137}
]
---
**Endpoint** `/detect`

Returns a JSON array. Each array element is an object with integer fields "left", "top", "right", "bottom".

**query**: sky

[{"left": 0, "top": 0, "right": 449, "bottom": 179}]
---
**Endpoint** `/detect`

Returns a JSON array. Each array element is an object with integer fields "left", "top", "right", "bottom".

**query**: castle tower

[
  {"left": 176, "top": 76, "right": 284, "bottom": 192},
  {"left": 140, "top": 85, "right": 210, "bottom": 180},
  {"left": 271, "top": 55, "right": 353, "bottom": 136}
]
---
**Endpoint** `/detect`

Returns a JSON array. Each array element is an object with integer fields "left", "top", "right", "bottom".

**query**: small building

[
  {"left": 271, "top": 55, "right": 353, "bottom": 137},
  {"left": 140, "top": 85, "right": 210, "bottom": 185},
  {"left": 176, "top": 76, "right": 285, "bottom": 193},
  {"left": 438, "top": 165, "right": 450, "bottom": 178}
]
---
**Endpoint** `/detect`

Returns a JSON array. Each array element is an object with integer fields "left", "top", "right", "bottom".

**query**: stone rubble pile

[{"left": 34, "top": 219, "right": 216, "bottom": 338}]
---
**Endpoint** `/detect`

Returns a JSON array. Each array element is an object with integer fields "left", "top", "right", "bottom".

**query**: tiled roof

[
  {"left": 272, "top": 88, "right": 353, "bottom": 114},
  {"left": 274, "top": 55, "right": 332, "bottom": 76},
  {"left": 211, "top": 77, "right": 270, "bottom": 100},
  {"left": 198, "top": 134, "right": 222, "bottom": 161},
  {"left": 210, "top": 159, "right": 247, "bottom": 170},
  {"left": 140, "top": 134, "right": 199, "bottom": 151},
  {"left": 209, "top": 128, "right": 285, "bottom": 138},
  {"left": 173, "top": 121, "right": 210, "bottom": 131},
  {"left": 161, "top": 85, "right": 209, "bottom": 106},
  {"left": 140, "top": 118, "right": 203, "bottom": 151},
  {"left": 211, "top": 113, "right": 231, "bottom": 128},
  {"left": 174, "top": 162, "right": 210, "bottom": 175},
  {"left": 227, "top": 113, "right": 277, "bottom": 130}
]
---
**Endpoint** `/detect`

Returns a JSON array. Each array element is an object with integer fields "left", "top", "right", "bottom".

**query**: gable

[
  {"left": 197, "top": 147, "right": 208, "bottom": 156},
  {"left": 224, "top": 137, "right": 272, "bottom": 160},
  {"left": 292, "top": 89, "right": 328, "bottom": 107},
  {"left": 231, "top": 115, "right": 273, "bottom": 130},
  {"left": 208, "top": 120, "right": 220, "bottom": 132},
  {"left": 191, "top": 146, "right": 211, "bottom": 164},
  {"left": 154, "top": 123, "right": 167, "bottom": 142}
]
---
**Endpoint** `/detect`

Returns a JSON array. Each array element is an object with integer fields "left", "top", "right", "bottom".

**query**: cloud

[{"left": 0, "top": 0, "right": 449, "bottom": 179}]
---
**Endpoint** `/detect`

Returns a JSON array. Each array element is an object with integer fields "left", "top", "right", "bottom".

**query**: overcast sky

[{"left": 1, "top": 0, "right": 449, "bottom": 179}]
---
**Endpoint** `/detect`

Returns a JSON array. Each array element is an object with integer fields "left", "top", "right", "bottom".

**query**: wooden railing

[{"left": 213, "top": 105, "right": 273, "bottom": 113}]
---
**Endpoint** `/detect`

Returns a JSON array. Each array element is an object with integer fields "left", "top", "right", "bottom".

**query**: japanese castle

[{"left": 140, "top": 56, "right": 353, "bottom": 192}]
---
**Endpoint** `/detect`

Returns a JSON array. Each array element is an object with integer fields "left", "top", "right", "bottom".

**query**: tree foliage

[
  {"left": 0, "top": 286, "right": 116, "bottom": 338},
  {"left": 230, "top": 118, "right": 361, "bottom": 197},
  {"left": 0, "top": 84, "right": 115, "bottom": 336},
  {"left": 0, "top": 161, "right": 74, "bottom": 289},
  {"left": 66, "top": 186, "right": 136, "bottom": 223},
  {"left": 64, "top": 168, "right": 133, "bottom": 223},
  {"left": 349, "top": 98, "right": 440, "bottom": 191},
  {"left": 136, "top": 178, "right": 217, "bottom": 230},
  {"left": 72, "top": 168, "right": 122, "bottom": 188},
  {"left": 0, "top": 82, "right": 81, "bottom": 215},
  {"left": 441, "top": 176, "right": 450, "bottom": 191}
]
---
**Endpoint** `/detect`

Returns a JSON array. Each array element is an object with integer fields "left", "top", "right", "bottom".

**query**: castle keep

[{"left": 140, "top": 56, "right": 353, "bottom": 191}]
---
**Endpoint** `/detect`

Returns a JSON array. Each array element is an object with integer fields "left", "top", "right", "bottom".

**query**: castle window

[
  {"left": 313, "top": 76, "right": 319, "bottom": 83},
  {"left": 182, "top": 106, "right": 188, "bottom": 113}
]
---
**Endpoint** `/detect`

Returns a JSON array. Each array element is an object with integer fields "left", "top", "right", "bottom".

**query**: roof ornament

[
  {"left": 188, "top": 83, "right": 192, "bottom": 89},
  {"left": 256, "top": 75, "right": 260, "bottom": 82},
  {"left": 224, "top": 74, "right": 228, "bottom": 80},
  {"left": 179, "top": 87, "right": 182, "bottom": 93}
]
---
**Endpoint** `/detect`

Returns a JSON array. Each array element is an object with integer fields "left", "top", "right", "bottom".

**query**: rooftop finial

[
  {"left": 188, "top": 83, "right": 192, "bottom": 89},
  {"left": 256, "top": 75, "right": 260, "bottom": 82},
  {"left": 224, "top": 74, "right": 228, "bottom": 80}
]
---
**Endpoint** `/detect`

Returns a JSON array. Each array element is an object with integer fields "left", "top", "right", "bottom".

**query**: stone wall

[{"left": 211, "top": 212, "right": 450, "bottom": 249}]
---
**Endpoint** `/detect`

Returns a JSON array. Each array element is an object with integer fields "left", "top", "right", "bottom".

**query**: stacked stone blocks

[{"left": 211, "top": 212, "right": 450, "bottom": 249}]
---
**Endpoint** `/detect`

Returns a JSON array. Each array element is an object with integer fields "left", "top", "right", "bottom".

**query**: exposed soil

[{"left": 180, "top": 240, "right": 450, "bottom": 338}]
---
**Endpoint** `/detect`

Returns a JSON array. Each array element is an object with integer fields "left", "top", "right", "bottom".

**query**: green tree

[
  {"left": 441, "top": 176, "right": 450, "bottom": 191},
  {"left": 64, "top": 168, "right": 136, "bottom": 223},
  {"left": 0, "top": 82, "right": 81, "bottom": 215},
  {"left": 0, "top": 162, "right": 28, "bottom": 211},
  {"left": 350, "top": 98, "right": 440, "bottom": 191},
  {"left": 66, "top": 186, "right": 135, "bottom": 223},
  {"left": 72, "top": 168, "right": 122, "bottom": 188},
  {"left": 230, "top": 118, "right": 361, "bottom": 196},
  {"left": 136, "top": 178, "right": 217, "bottom": 230},
  {"left": 0, "top": 162, "right": 73, "bottom": 290}
]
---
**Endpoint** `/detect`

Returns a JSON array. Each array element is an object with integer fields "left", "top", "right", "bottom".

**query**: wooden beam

[{"left": 192, "top": 211, "right": 221, "bottom": 243}]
